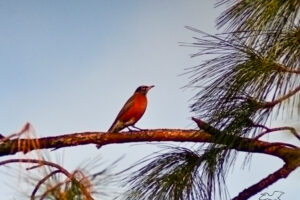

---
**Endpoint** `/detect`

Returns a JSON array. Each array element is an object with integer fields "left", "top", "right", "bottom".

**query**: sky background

[{"left": 0, "top": 1, "right": 299, "bottom": 199}]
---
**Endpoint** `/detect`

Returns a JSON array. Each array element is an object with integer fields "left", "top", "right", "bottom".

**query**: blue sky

[
  {"left": 0, "top": 1, "right": 299, "bottom": 199},
  {"left": 0, "top": 0, "right": 215, "bottom": 133}
]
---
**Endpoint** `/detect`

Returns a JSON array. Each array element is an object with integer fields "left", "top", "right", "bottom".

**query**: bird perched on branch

[{"left": 107, "top": 85, "right": 154, "bottom": 133}]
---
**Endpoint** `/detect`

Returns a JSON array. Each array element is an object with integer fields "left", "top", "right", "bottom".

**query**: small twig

[
  {"left": 193, "top": 118, "right": 299, "bottom": 149},
  {"left": 0, "top": 122, "right": 31, "bottom": 143},
  {"left": 39, "top": 172, "right": 94, "bottom": 200},
  {"left": 0, "top": 159, "right": 71, "bottom": 177},
  {"left": 251, "top": 123, "right": 269, "bottom": 130},
  {"left": 0, "top": 159, "right": 94, "bottom": 200},
  {"left": 191, "top": 117, "right": 219, "bottom": 135},
  {"left": 266, "top": 142, "right": 298, "bottom": 149},
  {"left": 263, "top": 85, "right": 300, "bottom": 108},
  {"left": 277, "top": 64, "right": 300, "bottom": 74},
  {"left": 31, "top": 170, "right": 61, "bottom": 200},
  {"left": 27, "top": 164, "right": 44, "bottom": 171},
  {"left": 255, "top": 126, "right": 300, "bottom": 141},
  {"left": 72, "top": 170, "right": 94, "bottom": 200},
  {"left": 39, "top": 179, "right": 71, "bottom": 200}
]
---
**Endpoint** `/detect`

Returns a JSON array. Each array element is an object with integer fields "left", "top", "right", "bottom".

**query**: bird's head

[{"left": 135, "top": 85, "right": 154, "bottom": 95}]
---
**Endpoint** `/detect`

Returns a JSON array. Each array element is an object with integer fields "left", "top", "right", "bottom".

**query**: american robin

[{"left": 106, "top": 85, "right": 154, "bottom": 133}]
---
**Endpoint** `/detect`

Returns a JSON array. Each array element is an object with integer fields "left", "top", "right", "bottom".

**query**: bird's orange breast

[{"left": 119, "top": 94, "right": 147, "bottom": 124}]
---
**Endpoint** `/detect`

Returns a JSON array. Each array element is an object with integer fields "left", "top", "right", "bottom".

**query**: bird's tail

[
  {"left": 107, "top": 120, "right": 123, "bottom": 133},
  {"left": 107, "top": 125, "right": 115, "bottom": 133},
  {"left": 96, "top": 121, "right": 123, "bottom": 149}
]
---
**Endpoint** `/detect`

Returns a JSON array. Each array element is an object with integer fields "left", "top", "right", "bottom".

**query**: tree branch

[
  {"left": 0, "top": 122, "right": 31, "bottom": 142},
  {"left": 263, "top": 84, "right": 300, "bottom": 108},
  {"left": 232, "top": 163, "right": 296, "bottom": 200},
  {"left": 277, "top": 64, "right": 300, "bottom": 75},
  {"left": 31, "top": 170, "right": 61, "bottom": 200},
  {"left": 0, "top": 129, "right": 298, "bottom": 163},
  {"left": 0, "top": 159, "right": 71, "bottom": 176},
  {"left": 0, "top": 159, "right": 93, "bottom": 200},
  {"left": 1, "top": 129, "right": 300, "bottom": 200},
  {"left": 255, "top": 126, "right": 300, "bottom": 141}
]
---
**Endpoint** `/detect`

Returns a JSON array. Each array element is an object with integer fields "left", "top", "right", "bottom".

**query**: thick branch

[
  {"left": 0, "top": 129, "right": 300, "bottom": 200},
  {"left": 0, "top": 129, "right": 299, "bottom": 163},
  {"left": 232, "top": 163, "right": 296, "bottom": 200}
]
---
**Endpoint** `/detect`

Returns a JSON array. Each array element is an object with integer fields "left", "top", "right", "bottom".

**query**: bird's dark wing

[
  {"left": 107, "top": 95, "right": 135, "bottom": 132},
  {"left": 115, "top": 95, "right": 135, "bottom": 120}
]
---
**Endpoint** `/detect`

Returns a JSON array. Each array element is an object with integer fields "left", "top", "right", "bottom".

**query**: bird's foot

[
  {"left": 126, "top": 126, "right": 145, "bottom": 132},
  {"left": 131, "top": 125, "right": 145, "bottom": 131},
  {"left": 126, "top": 127, "right": 134, "bottom": 132}
]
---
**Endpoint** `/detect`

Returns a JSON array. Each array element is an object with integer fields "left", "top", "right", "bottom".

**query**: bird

[{"left": 107, "top": 85, "right": 154, "bottom": 133}]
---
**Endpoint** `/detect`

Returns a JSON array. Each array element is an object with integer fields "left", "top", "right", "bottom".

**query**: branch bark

[
  {"left": 0, "top": 129, "right": 298, "bottom": 160},
  {"left": 232, "top": 163, "right": 296, "bottom": 200},
  {"left": 0, "top": 129, "right": 300, "bottom": 200}
]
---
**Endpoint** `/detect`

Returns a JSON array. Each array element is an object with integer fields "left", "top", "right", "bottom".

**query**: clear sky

[{"left": 0, "top": 1, "right": 299, "bottom": 199}]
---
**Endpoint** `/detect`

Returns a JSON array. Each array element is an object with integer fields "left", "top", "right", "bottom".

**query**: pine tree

[{"left": 123, "top": 1, "right": 300, "bottom": 199}]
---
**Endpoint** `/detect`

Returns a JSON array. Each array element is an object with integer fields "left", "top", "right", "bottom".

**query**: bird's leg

[
  {"left": 126, "top": 126, "right": 134, "bottom": 132},
  {"left": 131, "top": 125, "right": 144, "bottom": 131}
]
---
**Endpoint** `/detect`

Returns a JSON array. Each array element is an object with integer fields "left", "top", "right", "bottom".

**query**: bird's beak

[{"left": 148, "top": 85, "right": 155, "bottom": 90}]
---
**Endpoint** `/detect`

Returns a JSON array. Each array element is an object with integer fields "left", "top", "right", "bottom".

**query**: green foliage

[
  {"left": 271, "top": 26, "right": 300, "bottom": 68},
  {"left": 124, "top": 146, "right": 229, "bottom": 200},
  {"left": 44, "top": 178, "right": 88, "bottom": 200},
  {"left": 217, "top": 0, "right": 300, "bottom": 47},
  {"left": 22, "top": 155, "right": 120, "bottom": 200},
  {"left": 186, "top": 27, "right": 299, "bottom": 125},
  {"left": 124, "top": 1, "right": 300, "bottom": 200}
]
